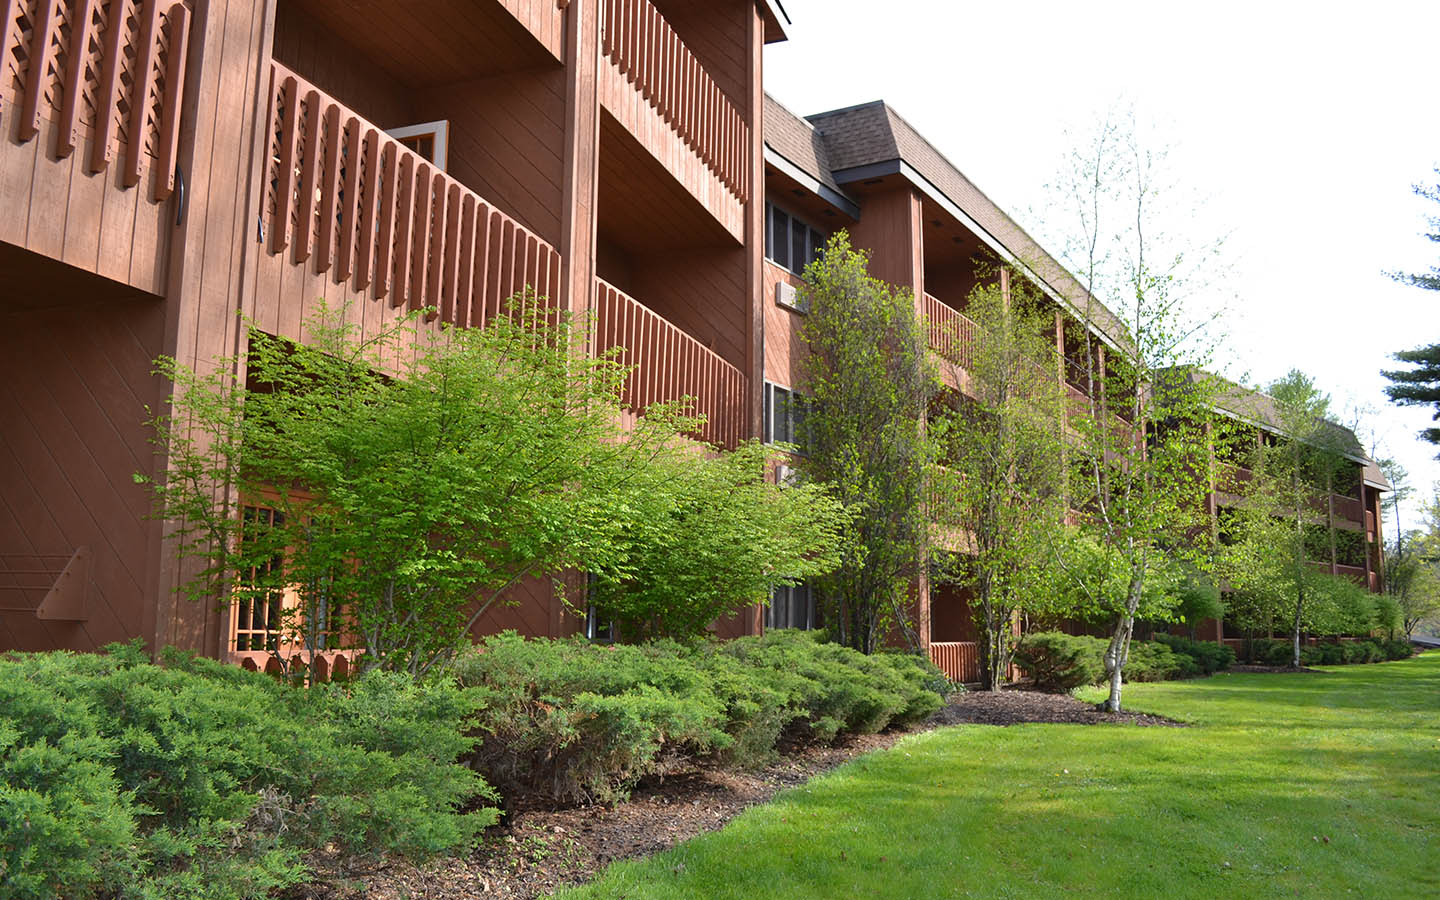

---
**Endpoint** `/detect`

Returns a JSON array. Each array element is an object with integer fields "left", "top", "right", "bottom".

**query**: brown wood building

[{"left": 0, "top": 1, "right": 1385, "bottom": 679}]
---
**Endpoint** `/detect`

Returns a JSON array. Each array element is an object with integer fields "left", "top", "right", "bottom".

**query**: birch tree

[{"left": 1041, "top": 112, "right": 1223, "bottom": 712}]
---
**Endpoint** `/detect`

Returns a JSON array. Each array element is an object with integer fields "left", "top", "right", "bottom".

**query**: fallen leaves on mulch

[{"left": 289, "top": 688, "right": 1183, "bottom": 900}]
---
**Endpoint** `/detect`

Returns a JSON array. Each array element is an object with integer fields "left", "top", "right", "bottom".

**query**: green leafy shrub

[
  {"left": 454, "top": 630, "right": 949, "bottom": 805},
  {"left": 1152, "top": 634, "right": 1236, "bottom": 675},
  {"left": 454, "top": 634, "right": 731, "bottom": 805},
  {"left": 0, "top": 644, "right": 496, "bottom": 900},
  {"left": 1124, "top": 642, "right": 1198, "bottom": 682},
  {"left": 1382, "top": 639, "right": 1416, "bottom": 660},
  {"left": 1014, "top": 633, "right": 1107, "bottom": 691}
]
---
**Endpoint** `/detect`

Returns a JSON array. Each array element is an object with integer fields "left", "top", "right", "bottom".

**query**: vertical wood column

[
  {"left": 739, "top": 0, "right": 765, "bottom": 637},
  {"left": 554, "top": 0, "right": 602, "bottom": 638},
  {"left": 560, "top": 0, "right": 600, "bottom": 324},
  {"left": 148, "top": 0, "right": 277, "bottom": 659}
]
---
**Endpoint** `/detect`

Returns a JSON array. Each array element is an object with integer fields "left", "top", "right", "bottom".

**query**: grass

[{"left": 555, "top": 653, "right": 1440, "bottom": 899}]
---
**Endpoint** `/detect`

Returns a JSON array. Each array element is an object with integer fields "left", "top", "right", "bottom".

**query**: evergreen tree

[{"left": 1382, "top": 169, "right": 1440, "bottom": 454}]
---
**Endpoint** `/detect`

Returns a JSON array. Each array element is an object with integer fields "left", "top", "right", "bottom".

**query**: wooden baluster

[
  {"left": 392, "top": 156, "right": 420, "bottom": 309},
  {"left": 294, "top": 89, "right": 322, "bottom": 265},
  {"left": 373, "top": 140, "right": 398, "bottom": 299},
  {"left": 17, "top": 0, "right": 59, "bottom": 143},
  {"left": 336, "top": 117, "right": 363, "bottom": 284},
  {"left": 353, "top": 128, "right": 381, "bottom": 290},
  {"left": 479, "top": 206, "right": 499, "bottom": 324},
  {"left": 0, "top": 0, "right": 19, "bottom": 133},
  {"left": 408, "top": 161, "right": 435, "bottom": 312},
  {"left": 89, "top": 0, "right": 129, "bottom": 172},
  {"left": 269, "top": 76, "right": 300, "bottom": 255},
  {"left": 153, "top": 1, "right": 190, "bottom": 199},
  {"left": 452, "top": 193, "right": 475, "bottom": 326},
  {"left": 56, "top": 0, "right": 97, "bottom": 158},
  {"left": 496, "top": 216, "right": 515, "bottom": 318},
  {"left": 123, "top": 0, "right": 162, "bottom": 188},
  {"left": 438, "top": 182, "right": 461, "bottom": 323},
  {"left": 315, "top": 104, "right": 343, "bottom": 272}
]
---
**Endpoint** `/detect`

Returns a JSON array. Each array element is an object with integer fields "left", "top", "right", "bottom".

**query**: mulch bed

[{"left": 290, "top": 688, "right": 1184, "bottom": 900}]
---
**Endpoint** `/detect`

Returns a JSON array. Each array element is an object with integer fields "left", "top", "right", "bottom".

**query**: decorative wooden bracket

[{"left": 0, "top": 547, "right": 91, "bottom": 621}]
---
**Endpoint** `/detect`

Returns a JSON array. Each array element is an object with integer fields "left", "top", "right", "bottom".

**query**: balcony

[
  {"left": 599, "top": 0, "right": 748, "bottom": 240},
  {"left": 923, "top": 292, "right": 977, "bottom": 369},
  {"left": 0, "top": 0, "right": 194, "bottom": 295},
  {"left": 255, "top": 62, "right": 561, "bottom": 334},
  {"left": 1332, "top": 494, "right": 1363, "bottom": 524},
  {"left": 595, "top": 277, "right": 745, "bottom": 449}
]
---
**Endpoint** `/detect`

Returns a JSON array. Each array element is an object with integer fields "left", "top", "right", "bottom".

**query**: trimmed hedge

[
  {"left": 0, "top": 643, "right": 496, "bottom": 900},
  {"left": 1246, "top": 637, "right": 1415, "bottom": 667},
  {"left": 454, "top": 630, "right": 950, "bottom": 805},
  {"left": 1015, "top": 632, "right": 1236, "bottom": 691}
]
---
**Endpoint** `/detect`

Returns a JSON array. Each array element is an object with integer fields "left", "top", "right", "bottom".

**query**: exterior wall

[
  {"left": 761, "top": 260, "right": 806, "bottom": 389},
  {"left": 0, "top": 275, "right": 166, "bottom": 653}
]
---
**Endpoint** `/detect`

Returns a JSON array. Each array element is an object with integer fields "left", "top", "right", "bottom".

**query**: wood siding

[
  {"left": 271, "top": 1, "right": 412, "bottom": 129},
  {"left": 0, "top": 287, "right": 165, "bottom": 653},
  {"left": 416, "top": 67, "right": 567, "bottom": 249},
  {"left": 761, "top": 259, "right": 805, "bottom": 389},
  {"left": 0, "top": 0, "right": 196, "bottom": 296}
]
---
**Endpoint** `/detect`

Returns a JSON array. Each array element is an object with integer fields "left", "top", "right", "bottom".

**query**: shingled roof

[
  {"left": 762, "top": 93, "right": 846, "bottom": 197},
  {"left": 1167, "top": 368, "right": 1380, "bottom": 474},
  {"left": 794, "top": 100, "right": 1131, "bottom": 351}
]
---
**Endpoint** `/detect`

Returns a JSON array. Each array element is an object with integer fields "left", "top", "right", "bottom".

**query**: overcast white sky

[{"left": 764, "top": 0, "right": 1440, "bottom": 532}]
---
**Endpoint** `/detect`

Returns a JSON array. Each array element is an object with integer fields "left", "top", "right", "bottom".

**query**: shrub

[
  {"left": 1124, "top": 641, "right": 1197, "bottom": 682},
  {"left": 454, "top": 631, "right": 950, "bottom": 805},
  {"left": 1014, "top": 633, "right": 1107, "bottom": 691},
  {"left": 454, "top": 634, "right": 732, "bottom": 805},
  {"left": 0, "top": 644, "right": 496, "bottom": 900},
  {"left": 1152, "top": 634, "right": 1236, "bottom": 675},
  {"left": 1382, "top": 638, "right": 1416, "bottom": 660}
]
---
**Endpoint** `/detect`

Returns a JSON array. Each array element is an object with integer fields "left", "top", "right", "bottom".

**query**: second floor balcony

[{"left": 1, "top": 0, "right": 195, "bottom": 295}]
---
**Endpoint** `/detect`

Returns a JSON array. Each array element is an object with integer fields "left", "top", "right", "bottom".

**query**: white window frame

[{"left": 386, "top": 119, "right": 450, "bottom": 171}]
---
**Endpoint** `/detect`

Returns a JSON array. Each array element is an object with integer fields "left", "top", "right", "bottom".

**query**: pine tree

[{"left": 1382, "top": 169, "right": 1440, "bottom": 454}]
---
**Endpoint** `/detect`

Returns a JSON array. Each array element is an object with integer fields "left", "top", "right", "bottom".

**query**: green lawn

[{"left": 556, "top": 654, "right": 1440, "bottom": 899}]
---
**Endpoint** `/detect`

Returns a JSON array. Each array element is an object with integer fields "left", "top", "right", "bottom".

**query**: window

[
  {"left": 766, "top": 582, "right": 816, "bottom": 631},
  {"left": 232, "top": 499, "right": 345, "bottom": 656},
  {"left": 235, "top": 505, "right": 286, "bottom": 652},
  {"left": 766, "top": 203, "right": 827, "bottom": 276},
  {"left": 387, "top": 120, "right": 450, "bottom": 171},
  {"left": 763, "top": 381, "right": 809, "bottom": 453}
]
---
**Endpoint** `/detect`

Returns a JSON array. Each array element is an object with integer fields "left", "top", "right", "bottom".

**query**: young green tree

[
  {"left": 1041, "top": 113, "right": 1223, "bottom": 712},
  {"left": 586, "top": 441, "right": 847, "bottom": 641},
  {"left": 929, "top": 274, "right": 1069, "bottom": 690},
  {"left": 1216, "top": 371, "right": 1360, "bottom": 666},
  {"left": 797, "top": 233, "right": 939, "bottom": 653},
  {"left": 1387, "top": 484, "right": 1440, "bottom": 638},
  {"left": 143, "top": 300, "right": 843, "bottom": 674}
]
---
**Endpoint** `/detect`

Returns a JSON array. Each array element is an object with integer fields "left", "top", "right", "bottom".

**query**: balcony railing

[
  {"left": 2, "top": 0, "right": 194, "bottom": 197},
  {"left": 595, "top": 278, "right": 746, "bottom": 449},
  {"left": 600, "top": 0, "right": 748, "bottom": 202},
  {"left": 1332, "top": 495, "right": 1363, "bottom": 524},
  {"left": 260, "top": 62, "right": 561, "bottom": 326},
  {"left": 928, "top": 641, "right": 979, "bottom": 684},
  {"left": 923, "top": 292, "right": 977, "bottom": 370}
]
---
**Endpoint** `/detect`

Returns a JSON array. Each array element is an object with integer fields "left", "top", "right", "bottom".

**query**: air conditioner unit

[
  {"left": 775, "top": 281, "right": 801, "bottom": 311},
  {"left": 775, "top": 463, "right": 799, "bottom": 486}
]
